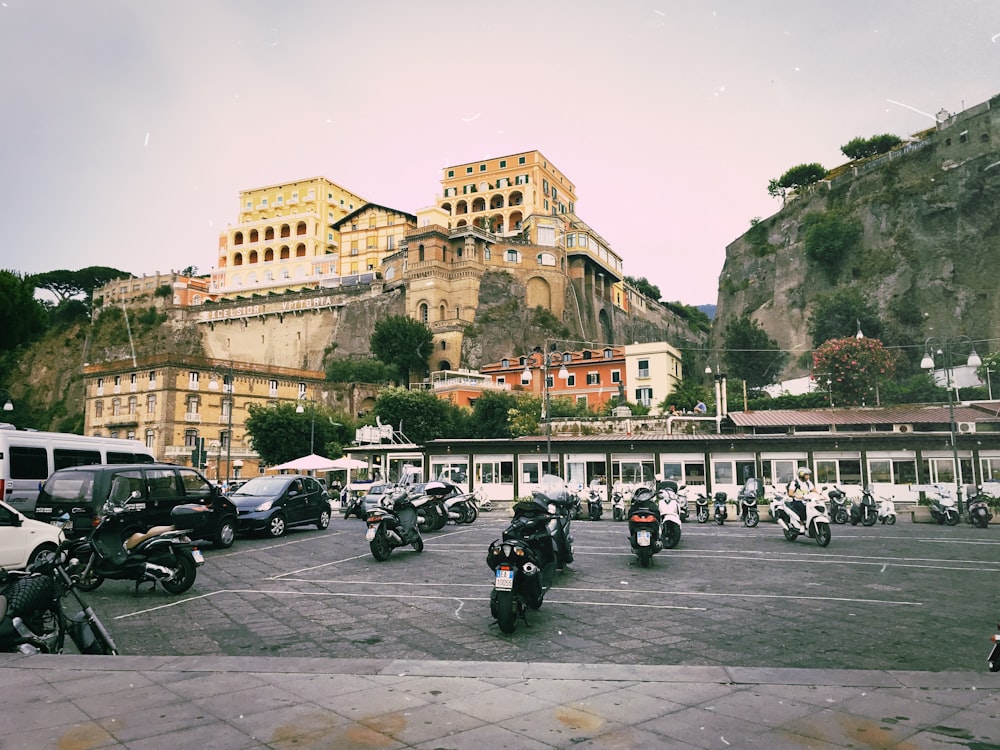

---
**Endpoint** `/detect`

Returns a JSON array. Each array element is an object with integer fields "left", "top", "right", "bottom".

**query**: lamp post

[
  {"left": 0, "top": 388, "right": 13, "bottom": 413},
  {"left": 521, "top": 344, "right": 570, "bottom": 473},
  {"left": 920, "top": 335, "right": 981, "bottom": 514},
  {"left": 296, "top": 397, "right": 316, "bottom": 455},
  {"left": 703, "top": 365, "right": 727, "bottom": 433},
  {"left": 207, "top": 362, "right": 235, "bottom": 482}
]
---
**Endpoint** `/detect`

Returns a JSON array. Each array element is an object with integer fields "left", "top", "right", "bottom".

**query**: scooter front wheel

[
  {"left": 885, "top": 515, "right": 896, "bottom": 525},
  {"left": 862, "top": 511, "right": 877, "bottom": 527},
  {"left": 945, "top": 511, "right": 959, "bottom": 526},
  {"left": 697, "top": 508, "right": 708, "bottom": 523},
  {"left": 814, "top": 522, "right": 832, "bottom": 547},
  {"left": 744, "top": 509, "right": 759, "bottom": 528}
]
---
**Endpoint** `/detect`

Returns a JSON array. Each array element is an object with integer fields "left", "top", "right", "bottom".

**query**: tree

[
  {"left": 657, "top": 378, "right": 712, "bottom": 413},
  {"left": 30, "top": 266, "right": 130, "bottom": 302},
  {"left": 722, "top": 315, "right": 787, "bottom": 390},
  {"left": 244, "top": 402, "right": 354, "bottom": 465},
  {"left": 470, "top": 390, "right": 534, "bottom": 439},
  {"left": 812, "top": 336, "right": 897, "bottom": 406},
  {"left": 841, "top": 134, "right": 902, "bottom": 160},
  {"left": 775, "top": 163, "right": 827, "bottom": 191},
  {"left": 369, "top": 316, "right": 433, "bottom": 384},
  {"left": 0, "top": 270, "right": 47, "bottom": 355},
  {"left": 807, "top": 288, "right": 882, "bottom": 347},
  {"left": 802, "top": 211, "right": 862, "bottom": 280},
  {"left": 326, "top": 357, "right": 398, "bottom": 384},
  {"left": 624, "top": 276, "right": 661, "bottom": 301},
  {"left": 373, "top": 387, "right": 469, "bottom": 444}
]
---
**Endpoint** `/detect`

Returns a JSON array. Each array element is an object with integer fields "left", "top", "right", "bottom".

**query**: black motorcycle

[
  {"left": 990, "top": 620, "right": 1000, "bottom": 672},
  {"left": 487, "top": 498, "right": 558, "bottom": 634},
  {"left": 967, "top": 486, "right": 993, "bottom": 528},
  {"left": 826, "top": 486, "right": 849, "bottom": 525},
  {"left": 412, "top": 486, "right": 449, "bottom": 532},
  {"left": 365, "top": 487, "right": 424, "bottom": 560},
  {"left": 695, "top": 492, "right": 710, "bottom": 523},
  {"left": 737, "top": 478, "right": 761, "bottom": 528},
  {"left": 713, "top": 491, "right": 729, "bottom": 525},
  {"left": 627, "top": 488, "right": 663, "bottom": 567},
  {"left": 850, "top": 487, "right": 878, "bottom": 527},
  {"left": 1, "top": 544, "right": 118, "bottom": 655},
  {"left": 341, "top": 491, "right": 367, "bottom": 520},
  {"left": 65, "top": 496, "right": 203, "bottom": 594}
]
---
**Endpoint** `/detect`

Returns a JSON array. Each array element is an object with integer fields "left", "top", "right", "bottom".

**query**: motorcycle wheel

[
  {"left": 160, "top": 551, "right": 197, "bottom": 594},
  {"left": 716, "top": 513, "right": 725, "bottom": 526},
  {"left": 862, "top": 511, "right": 877, "bottom": 527},
  {"left": 433, "top": 509, "right": 448, "bottom": 531},
  {"left": 745, "top": 509, "right": 759, "bottom": 528},
  {"left": 464, "top": 505, "right": 478, "bottom": 524},
  {"left": 74, "top": 566, "right": 105, "bottom": 593},
  {"left": 783, "top": 528, "right": 799, "bottom": 542},
  {"left": 697, "top": 508, "right": 708, "bottom": 523},
  {"left": 4, "top": 576, "right": 65, "bottom": 653},
  {"left": 370, "top": 528, "right": 392, "bottom": 561},
  {"left": 662, "top": 525, "right": 681, "bottom": 550},
  {"left": 494, "top": 590, "right": 518, "bottom": 634},
  {"left": 989, "top": 645, "right": 1000, "bottom": 672},
  {"left": 945, "top": 511, "right": 959, "bottom": 526},
  {"left": 637, "top": 548, "right": 653, "bottom": 568},
  {"left": 417, "top": 512, "right": 434, "bottom": 534},
  {"left": 834, "top": 509, "right": 848, "bottom": 525},
  {"left": 885, "top": 514, "right": 896, "bottom": 526},
  {"left": 814, "top": 522, "right": 832, "bottom": 547},
  {"left": 411, "top": 533, "right": 424, "bottom": 553}
]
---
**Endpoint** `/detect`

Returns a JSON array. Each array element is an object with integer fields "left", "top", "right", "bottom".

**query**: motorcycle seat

[{"left": 124, "top": 525, "right": 176, "bottom": 551}]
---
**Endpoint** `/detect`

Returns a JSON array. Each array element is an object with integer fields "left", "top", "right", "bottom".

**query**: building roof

[
  {"left": 727, "top": 404, "right": 1000, "bottom": 428},
  {"left": 331, "top": 202, "right": 417, "bottom": 229}
]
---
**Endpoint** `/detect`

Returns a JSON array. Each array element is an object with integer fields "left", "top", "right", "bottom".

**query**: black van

[{"left": 33, "top": 463, "right": 238, "bottom": 548}]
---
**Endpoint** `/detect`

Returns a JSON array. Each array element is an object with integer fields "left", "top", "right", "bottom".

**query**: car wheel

[
  {"left": 266, "top": 514, "right": 287, "bottom": 538},
  {"left": 316, "top": 509, "right": 331, "bottom": 530},
  {"left": 26, "top": 543, "right": 58, "bottom": 569},
  {"left": 214, "top": 516, "right": 237, "bottom": 549}
]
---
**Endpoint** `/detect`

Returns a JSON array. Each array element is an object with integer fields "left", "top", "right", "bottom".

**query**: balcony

[{"left": 184, "top": 413, "right": 202, "bottom": 423}]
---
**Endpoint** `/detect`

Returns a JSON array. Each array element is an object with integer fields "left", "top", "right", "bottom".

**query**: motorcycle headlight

[{"left": 254, "top": 500, "right": 274, "bottom": 512}]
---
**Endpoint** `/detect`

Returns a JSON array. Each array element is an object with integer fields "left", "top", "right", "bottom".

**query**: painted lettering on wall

[{"left": 199, "top": 296, "right": 339, "bottom": 322}]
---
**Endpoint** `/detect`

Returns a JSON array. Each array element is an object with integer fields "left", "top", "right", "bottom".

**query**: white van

[{"left": 0, "top": 425, "right": 155, "bottom": 516}]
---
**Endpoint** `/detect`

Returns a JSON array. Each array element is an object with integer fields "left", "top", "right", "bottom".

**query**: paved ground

[{"left": 4, "top": 512, "right": 999, "bottom": 748}]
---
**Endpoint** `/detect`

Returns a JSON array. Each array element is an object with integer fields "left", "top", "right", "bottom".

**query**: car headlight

[{"left": 254, "top": 500, "right": 274, "bottom": 512}]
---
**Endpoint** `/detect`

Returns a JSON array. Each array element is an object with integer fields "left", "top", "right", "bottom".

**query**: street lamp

[
  {"left": 0, "top": 388, "right": 13, "bottom": 413},
  {"left": 521, "top": 344, "right": 570, "bottom": 472},
  {"left": 920, "top": 335, "right": 981, "bottom": 514},
  {"left": 296, "top": 396, "right": 316, "bottom": 455},
  {"left": 703, "top": 365, "right": 727, "bottom": 433},
  {"left": 207, "top": 362, "right": 235, "bottom": 482}
]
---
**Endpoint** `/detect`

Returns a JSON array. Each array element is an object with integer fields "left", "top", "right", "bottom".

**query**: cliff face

[{"left": 713, "top": 94, "right": 1000, "bottom": 378}]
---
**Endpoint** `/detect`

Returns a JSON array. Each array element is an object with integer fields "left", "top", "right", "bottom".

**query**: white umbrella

[
  {"left": 268, "top": 453, "right": 340, "bottom": 472},
  {"left": 327, "top": 456, "right": 368, "bottom": 470}
]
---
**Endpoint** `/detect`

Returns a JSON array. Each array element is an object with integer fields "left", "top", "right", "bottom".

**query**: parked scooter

[
  {"left": 63, "top": 494, "right": 203, "bottom": 594},
  {"left": 443, "top": 491, "right": 478, "bottom": 524},
  {"left": 1, "top": 544, "right": 118, "bottom": 655},
  {"left": 627, "top": 487, "right": 663, "bottom": 567},
  {"left": 966, "top": 486, "right": 993, "bottom": 528},
  {"left": 928, "top": 487, "right": 960, "bottom": 526},
  {"left": 366, "top": 487, "right": 424, "bottom": 560},
  {"left": 774, "top": 491, "right": 832, "bottom": 547},
  {"left": 585, "top": 483, "right": 604, "bottom": 521},
  {"left": 850, "top": 487, "right": 878, "bottom": 527},
  {"left": 487, "top": 497, "right": 558, "bottom": 634},
  {"left": 877, "top": 495, "right": 897, "bottom": 525},
  {"left": 412, "top": 487, "right": 449, "bottom": 533},
  {"left": 826, "top": 486, "right": 850, "bottom": 525},
  {"left": 713, "top": 491, "right": 729, "bottom": 525},
  {"left": 654, "top": 480, "right": 683, "bottom": 549},
  {"left": 693, "top": 492, "right": 709, "bottom": 523},
  {"left": 989, "top": 620, "right": 1000, "bottom": 672},
  {"left": 341, "top": 491, "right": 367, "bottom": 520},
  {"left": 611, "top": 488, "right": 626, "bottom": 521},
  {"left": 676, "top": 487, "right": 690, "bottom": 522},
  {"left": 737, "top": 478, "right": 761, "bottom": 527}
]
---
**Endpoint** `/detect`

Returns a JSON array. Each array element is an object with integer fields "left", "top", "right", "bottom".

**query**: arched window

[
  {"left": 264, "top": 248, "right": 274, "bottom": 262},
  {"left": 295, "top": 244, "right": 306, "bottom": 257},
  {"left": 249, "top": 229, "right": 259, "bottom": 243},
  {"left": 419, "top": 303, "right": 428, "bottom": 323},
  {"left": 418, "top": 244, "right": 425, "bottom": 261},
  {"left": 296, "top": 221, "right": 307, "bottom": 235},
  {"left": 233, "top": 253, "right": 243, "bottom": 266},
  {"left": 234, "top": 231, "right": 244, "bottom": 245},
  {"left": 280, "top": 224, "right": 291, "bottom": 238},
  {"left": 265, "top": 226, "right": 275, "bottom": 241},
  {"left": 280, "top": 246, "right": 290, "bottom": 260},
  {"left": 248, "top": 250, "right": 259, "bottom": 264}
]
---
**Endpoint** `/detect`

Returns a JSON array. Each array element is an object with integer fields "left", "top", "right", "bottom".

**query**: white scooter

[
  {"left": 774, "top": 491, "right": 832, "bottom": 547},
  {"left": 654, "top": 480, "right": 683, "bottom": 549},
  {"left": 877, "top": 496, "right": 897, "bottom": 525}
]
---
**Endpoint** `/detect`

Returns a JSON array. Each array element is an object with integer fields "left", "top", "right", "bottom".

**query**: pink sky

[{"left": 2, "top": 1, "right": 998, "bottom": 306}]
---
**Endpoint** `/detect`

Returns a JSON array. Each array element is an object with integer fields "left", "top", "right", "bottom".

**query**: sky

[{"left": 2, "top": 1, "right": 999, "bottom": 307}]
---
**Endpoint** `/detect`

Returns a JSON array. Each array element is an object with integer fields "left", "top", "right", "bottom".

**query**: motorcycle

[
  {"left": 611, "top": 488, "right": 626, "bottom": 521},
  {"left": 773, "top": 491, "right": 832, "bottom": 547},
  {"left": 737, "top": 478, "right": 761, "bottom": 528},
  {"left": 585, "top": 484, "right": 604, "bottom": 521},
  {"left": 341, "top": 491, "right": 367, "bottom": 520},
  {"left": 63, "top": 494, "right": 203, "bottom": 594},
  {"left": 878, "top": 495, "right": 897, "bottom": 525},
  {"left": 674, "top": 486, "right": 690, "bottom": 522},
  {"left": 627, "top": 487, "right": 664, "bottom": 567},
  {"left": 850, "top": 487, "right": 878, "bottom": 527},
  {"left": 654, "top": 480, "right": 683, "bottom": 549},
  {"left": 695, "top": 492, "right": 710, "bottom": 523},
  {"left": 989, "top": 620, "right": 1000, "bottom": 672},
  {"left": 928, "top": 488, "right": 960, "bottom": 526},
  {"left": 713, "top": 491, "right": 729, "bottom": 525},
  {"left": 966, "top": 486, "right": 993, "bottom": 528},
  {"left": 487, "top": 498, "right": 558, "bottom": 634},
  {"left": 412, "top": 489, "right": 448, "bottom": 533},
  {"left": 1, "top": 544, "right": 118, "bottom": 655},
  {"left": 826, "top": 486, "right": 849, "bottom": 525},
  {"left": 365, "top": 487, "right": 424, "bottom": 560},
  {"left": 443, "top": 491, "right": 478, "bottom": 524}
]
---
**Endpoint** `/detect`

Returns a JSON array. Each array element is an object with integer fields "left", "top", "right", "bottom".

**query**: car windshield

[{"left": 231, "top": 477, "right": 290, "bottom": 497}]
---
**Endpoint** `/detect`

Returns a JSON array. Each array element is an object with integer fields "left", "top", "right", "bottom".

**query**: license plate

[
  {"left": 637, "top": 530, "right": 651, "bottom": 546},
  {"left": 191, "top": 549, "right": 204, "bottom": 565},
  {"left": 495, "top": 567, "right": 514, "bottom": 590},
  {"left": 365, "top": 527, "right": 376, "bottom": 541}
]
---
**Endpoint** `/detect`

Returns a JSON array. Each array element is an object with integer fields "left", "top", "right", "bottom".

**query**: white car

[{"left": 0, "top": 499, "right": 63, "bottom": 570}]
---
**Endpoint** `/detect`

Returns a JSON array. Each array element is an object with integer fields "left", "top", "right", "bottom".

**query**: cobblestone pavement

[{"left": 78, "top": 512, "right": 1000, "bottom": 672}]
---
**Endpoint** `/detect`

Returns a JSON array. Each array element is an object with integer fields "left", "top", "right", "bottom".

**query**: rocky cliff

[{"left": 713, "top": 94, "right": 1000, "bottom": 378}]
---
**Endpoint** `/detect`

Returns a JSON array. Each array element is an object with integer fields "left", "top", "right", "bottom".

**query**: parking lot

[{"left": 82, "top": 511, "right": 1000, "bottom": 672}]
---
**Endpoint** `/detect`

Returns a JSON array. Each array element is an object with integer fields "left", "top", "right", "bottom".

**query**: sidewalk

[{"left": 3, "top": 654, "right": 998, "bottom": 749}]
